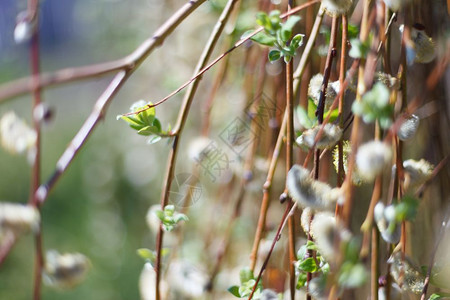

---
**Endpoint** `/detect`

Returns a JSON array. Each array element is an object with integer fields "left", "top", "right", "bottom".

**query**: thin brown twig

[
  {"left": 285, "top": 4, "right": 296, "bottom": 298},
  {"left": 302, "top": 60, "right": 360, "bottom": 169},
  {"left": 341, "top": 0, "right": 373, "bottom": 229},
  {"left": 127, "top": 0, "right": 320, "bottom": 117},
  {"left": 308, "top": 15, "right": 339, "bottom": 300},
  {"left": 249, "top": 112, "right": 287, "bottom": 272},
  {"left": 293, "top": 5, "right": 325, "bottom": 96},
  {"left": 27, "top": 0, "right": 44, "bottom": 298},
  {"left": 248, "top": 201, "right": 298, "bottom": 300},
  {"left": 336, "top": 13, "right": 348, "bottom": 221}
]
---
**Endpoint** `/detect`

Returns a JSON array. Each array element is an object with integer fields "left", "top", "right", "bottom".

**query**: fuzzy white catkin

[
  {"left": 310, "top": 212, "right": 351, "bottom": 263},
  {"left": 321, "top": 0, "right": 353, "bottom": 16},
  {"left": 388, "top": 252, "right": 425, "bottom": 294},
  {"left": 410, "top": 26, "right": 436, "bottom": 63},
  {"left": 300, "top": 207, "right": 314, "bottom": 234},
  {"left": 397, "top": 114, "right": 419, "bottom": 141},
  {"left": 378, "top": 283, "right": 402, "bottom": 300},
  {"left": 188, "top": 136, "right": 214, "bottom": 163},
  {"left": 287, "top": 165, "right": 341, "bottom": 211},
  {"left": 167, "top": 260, "right": 208, "bottom": 298},
  {"left": 14, "top": 21, "right": 33, "bottom": 44},
  {"left": 403, "top": 158, "right": 434, "bottom": 188},
  {"left": 374, "top": 202, "right": 401, "bottom": 244},
  {"left": 140, "top": 262, "right": 168, "bottom": 300},
  {"left": 0, "top": 112, "right": 37, "bottom": 155},
  {"left": 146, "top": 205, "right": 161, "bottom": 233},
  {"left": 356, "top": 141, "right": 392, "bottom": 181},
  {"left": 383, "top": 0, "right": 410, "bottom": 11},
  {"left": 308, "top": 74, "right": 341, "bottom": 111},
  {"left": 297, "top": 124, "right": 342, "bottom": 150},
  {"left": 0, "top": 202, "right": 40, "bottom": 236},
  {"left": 43, "top": 250, "right": 90, "bottom": 289}
]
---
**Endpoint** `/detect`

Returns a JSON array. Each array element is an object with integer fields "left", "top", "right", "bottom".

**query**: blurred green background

[{"left": 0, "top": 0, "right": 242, "bottom": 298}]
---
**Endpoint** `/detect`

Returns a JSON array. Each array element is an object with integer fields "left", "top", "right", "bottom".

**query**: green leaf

[
  {"left": 251, "top": 32, "right": 277, "bottom": 46},
  {"left": 324, "top": 108, "right": 340, "bottom": 123},
  {"left": 296, "top": 272, "right": 308, "bottom": 289},
  {"left": 349, "top": 38, "right": 369, "bottom": 59},
  {"left": 343, "top": 237, "right": 361, "bottom": 263},
  {"left": 395, "top": 196, "right": 419, "bottom": 221},
  {"left": 138, "top": 125, "right": 161, "bottom": 136},
  {"left": 239, "top": 267, "right": 254, "bottom": 284},
  {"left": 137, "top": 248, "right": 156, "bottom": 262},
  {"left": 268, "top": 49, "right": 281, "bottom": 62},
  {"left": 352, "top": 83, "right": 393, "bottom": 129},
  {"left": 164, "top": 205, "right": 175, "bottom": 214},
  {"left": 119, "top": 115, "right": 144, "bottom": 127},
  {"left": 298, "top": 257, "right": 319, "bottom": 273},
  {"left": 291, "top": 34, "right": 304, "bottom": 49},
  {"left": 154, "top": 209, "right": 165, "bottom": 221},
  {"left": 296, "top": 245, "right": 307, "bottom": 260},
  {"left": 228, "top": 285, "right": 242, "bottom": 298},
  {"left": 256, "top": 12, "right": 270, "bottom": 29},
  {"left": 306, "top": 240, "right": 319, "bottom": 251},
  {"left": 338, "top": 262, "right": 368, "bottom": 288},
  {"left": 283, "top": 54, "right": 292, "bottom": 63},
  {"left": 308, "top": 98, "right": 318, "bottom": 121},
  {"left": 160, "top": 248, "right": 170, "bottom": 257},
  {"left": 281, "top": 16, "right": 301, "bottom": 42},
  {"left": 269, "top": 10, "right": 281, "bottom": 31},
  {"left": 147, "top": 135, "right": 162, "bottom": 144},
  {"left": 428, "top": 292, "right": 450, "bottom": 300},
  {"left": 296, "top": 106, "right": 314, "bottom": 129},
  {"left": 174, "top": 213, "right": 189, "bottom": 223},
  {"left": 153, "top": 118, "right": 162, "bottom": 132},
  {"left": 346, "top": 23, "right": 359, "bottom": 39}
]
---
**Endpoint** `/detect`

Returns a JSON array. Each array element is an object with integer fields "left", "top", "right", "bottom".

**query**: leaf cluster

[
  {"left": 295, "top": 241, "right": 330, "bottom": 289},
  {"left": 154, "top": 205, "right": 188, "bottom": 232},
  {"left": 352, "top": 82, "right": 394, "bottom": 129},
  {"left": 228, "top": 268, "right": 263, "bottom": 299},
  {"left": 118, "top": 100, "right": 168, "bottom": 144},
  {"left": 249, "top": 10, "right": 304, "bottom": 63},
  {"left": 337, "top": 238, "right": 367, "bottom": 288},
  {"left": 296, "top": 98, "right": 339, "bottom": 132}
]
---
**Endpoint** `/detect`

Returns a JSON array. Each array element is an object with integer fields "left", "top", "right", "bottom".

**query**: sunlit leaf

[{"left": 250, "top": 32, "right": 277, "bottom": 46}]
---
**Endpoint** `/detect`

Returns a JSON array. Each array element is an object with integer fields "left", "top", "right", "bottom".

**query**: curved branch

[{"left": 0, "top": 0, "right": 208, "bottom": 102}]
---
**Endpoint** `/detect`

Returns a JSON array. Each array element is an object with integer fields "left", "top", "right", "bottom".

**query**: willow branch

[
  {"left": 249, "top": 111, "right": 287, "bottom": 272},
  {"left": 153, "top": 1, "right": 239, "bottom": 298},
  {"left": 26, "top": 0, "right": 44, "bottom": 298},
  {"left": 341, "top": 0, "right": 373, "bottom": 228},
  {"left": 248, "top": 202, "right": 298, "bottom": 300},
  {"left": 31, "top": 0, "right": 206, "bottom": 206},
  {"left": 293, "top": 5, "right": 325, "bottom": 97},
  {"left": 0, "top": 0, "right": 208, "bottom": 103},
  {"left": 126, "top": 0, "right": 320, "bottom": 116},
  {"left": 286, "top": 8, "right": 296, "bottom": 300}
]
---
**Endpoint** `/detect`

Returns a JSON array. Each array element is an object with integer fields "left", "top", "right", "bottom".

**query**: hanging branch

[
  {"left": 285, "top": 1, "right": 297, "bottom": 298},
  {"left": 153, "top": 1, "right": 239, "bottom": 298},
  {"left": 27, "top": 0, "right": 44, "bottom": 298},
  {"left": 341, "top": 0, "right": 373, "bottom": 228},
  {"left": 248, "top": 2, "right": 324, "bottom": 273},
  {"left": 248, "top": 202, "right": 298, "bottom": 300}
]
